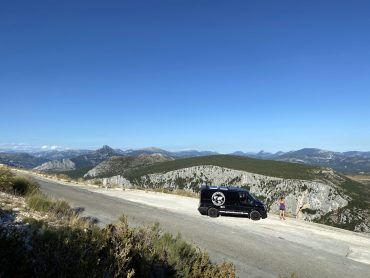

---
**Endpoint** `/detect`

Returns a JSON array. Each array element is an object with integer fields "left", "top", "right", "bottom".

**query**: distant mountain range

[
  {"left": 0, "top": 152, "right": 48, "bottom": 168},
  {"left": 32, "top": 149, "right": 92, "bottom": 160},
  {"left": 1, "top": 145, "right": 370, "bottom": 173},
  {"left": 231, "top": 150, "right": 285, "bottom": 159},
  {"left": 234, "top": 148, "right": 370, "bottom": 173},
  {"left": 32, "top": 146, "right": 219, "bottom": 172},
  {"left": 34, "top": 145, "right": 123, "bottom": 172},
  {"left": 119, "top": 147, "right": 218, "bottom": 159}
]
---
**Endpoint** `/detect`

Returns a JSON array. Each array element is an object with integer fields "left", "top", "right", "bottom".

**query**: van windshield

[{"left": 247, "top": 192, "right": 256, "bottom": 200}]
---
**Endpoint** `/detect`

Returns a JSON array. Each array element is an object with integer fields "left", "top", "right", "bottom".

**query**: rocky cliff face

[
  {"left": 139, "top": 166, "right": 349, "bottom": 220},
  {"left": 317, "top": 206, "right": 370, "bottom": 233},
  {"left": 89, "top": 164, "right": 370, "bottom": 233},
  {"left": 34, "top": 159, "right": 76, "bottom": 172},
  {"left": 92, "top": 165, "right": 347, "bottom": 220},
  {"left": 99, "top": 175, "right": 132, "bottom": 188}
]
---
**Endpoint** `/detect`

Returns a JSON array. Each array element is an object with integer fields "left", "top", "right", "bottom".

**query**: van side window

[{"left": 239, "top": 192, "right": 247, "bottom": 205}]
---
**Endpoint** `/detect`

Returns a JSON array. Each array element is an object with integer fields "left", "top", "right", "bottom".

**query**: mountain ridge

[{"left": 2, "top": 145, "right": 370, "bottom": 173}]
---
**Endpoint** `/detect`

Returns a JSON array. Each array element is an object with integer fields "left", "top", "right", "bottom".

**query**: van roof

[{"left": 201, "top": 185, "right": 249, "bottom": 192}]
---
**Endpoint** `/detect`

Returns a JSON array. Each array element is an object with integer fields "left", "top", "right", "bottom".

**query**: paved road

[{"left": 32, "top": 176, "right": 370, "bottom": 278}]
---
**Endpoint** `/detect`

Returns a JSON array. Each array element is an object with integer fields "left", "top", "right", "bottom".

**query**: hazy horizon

[{"left": 0, "top": 142, "right": 369, "bottom": 154}]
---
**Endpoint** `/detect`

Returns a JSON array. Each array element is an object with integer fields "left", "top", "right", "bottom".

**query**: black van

[{"left": 198, "top": 185, "right": 267, "bottom": 220}]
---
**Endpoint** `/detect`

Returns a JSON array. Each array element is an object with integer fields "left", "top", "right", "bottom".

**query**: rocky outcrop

[
  {"left": 34, "top": 159, "right": 76, "bottom": 172},
  {"left": 70, "top": 145, "right": 124, "bottom": 169},
  {"left": 87, "top": 163, "right": 370, "bottom": 233},
  {"left": 137, "top": 165, "right": 349, "bottom": 221},
  {"left": 319, "top": 207, "right": 370, "bottom": 234},
  {"left": 92, "top": 165, "right": 350, "bottom": 222},
  {"left": 99, "top": 175, "right": 132, "bottom": 188}
]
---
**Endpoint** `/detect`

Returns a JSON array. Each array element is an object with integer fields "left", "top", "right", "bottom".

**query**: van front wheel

[
  {"left": 208, "top": 208, "right": 219, "bottom": 218},
  {"left": 250, "top": 210, "right": 261, "bottom": 221}
]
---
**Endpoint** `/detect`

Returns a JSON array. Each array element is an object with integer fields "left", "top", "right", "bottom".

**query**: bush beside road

[{"left": 0, "top": 166, "right": 235, "bottom": 277}]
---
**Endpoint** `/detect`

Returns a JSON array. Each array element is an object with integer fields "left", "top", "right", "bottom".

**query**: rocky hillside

[
  {"left": 33, "top": 145, "right": 124, "bottom": 172},
  {"left": 70, "top": 145, "right": 124, "bottom": 168},
  {"left": 138, "top": 166, "right": 351, "bottom": 216},
  {"left": 34, "top": 159, "right": 76, "bottom": 172},
  {"left": 87, "top": 155, "right": 370, "bottom": 233},
  {"left": 84, "top": 154, "right": 174, "bottom": 178}
]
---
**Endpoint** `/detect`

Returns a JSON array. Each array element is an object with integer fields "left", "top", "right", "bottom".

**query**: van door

[
  {"left": 237, "top": 192, "right": 254, "bottom": 216},
  {"left": 220, "top": 192, "right": 238, "bottom": 214}
]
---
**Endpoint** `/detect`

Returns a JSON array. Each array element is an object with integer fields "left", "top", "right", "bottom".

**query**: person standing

[{"left": 278, "top": 197, "right": 286, "bottom": 220}]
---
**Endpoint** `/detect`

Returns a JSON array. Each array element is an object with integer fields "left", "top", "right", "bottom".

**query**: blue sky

[{"left": 1, "top": 0, "right": 370, "bottom": 153}]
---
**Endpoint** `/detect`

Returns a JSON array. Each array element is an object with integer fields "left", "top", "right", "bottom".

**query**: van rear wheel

[
  {"left": 208, "top": 208, "right": 219, "bottom": 218},
  {"left": 250, "top": 210, "right": 261, "bottom": 221}
]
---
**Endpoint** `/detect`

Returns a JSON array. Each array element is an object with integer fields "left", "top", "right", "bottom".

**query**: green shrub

[
  {"left": 0, "top": 212, "right": 235, "bottom": 277},
  {"left": 52, "top": 200, "right": 73, "bottom": 217},
  {"left": 11, "top": 176, "right": 39, "bottom": 195},
  {"left": 0, "top": 167, "right": 14, "bottom": 193},
  {"left": 0, "top": 168, "right": 39, "bottom": 196},
  {"left": 31, "top": 223, "right": 135, "bottom": 277},
  {"left": 26, "top": 191, "right": 74, "bottom": 219},
  {"left": 131, "top": 221, "right": 235, "bottom": 277},
  {"left": 92, "top": 180, "right": 102, "bottom": 186},
  {"left": 301, "top": 208, "right": 318, "bottom": 214},
  {"left": 26, "top": 192, "right": 53, "bottom": 212}
]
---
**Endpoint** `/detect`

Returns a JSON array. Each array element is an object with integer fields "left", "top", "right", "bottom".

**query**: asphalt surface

[{"left": 31, "top": 175, "right": 370, "bottom": 278}]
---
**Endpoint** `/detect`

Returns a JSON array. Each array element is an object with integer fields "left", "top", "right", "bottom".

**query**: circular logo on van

[{"left": 212, "top": 192, "right": 225, "bottom": 206}]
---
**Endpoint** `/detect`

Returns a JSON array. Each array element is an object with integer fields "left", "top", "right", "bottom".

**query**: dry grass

[{"left": 1, "top": 167, "right": 236, "bottom": 277}]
